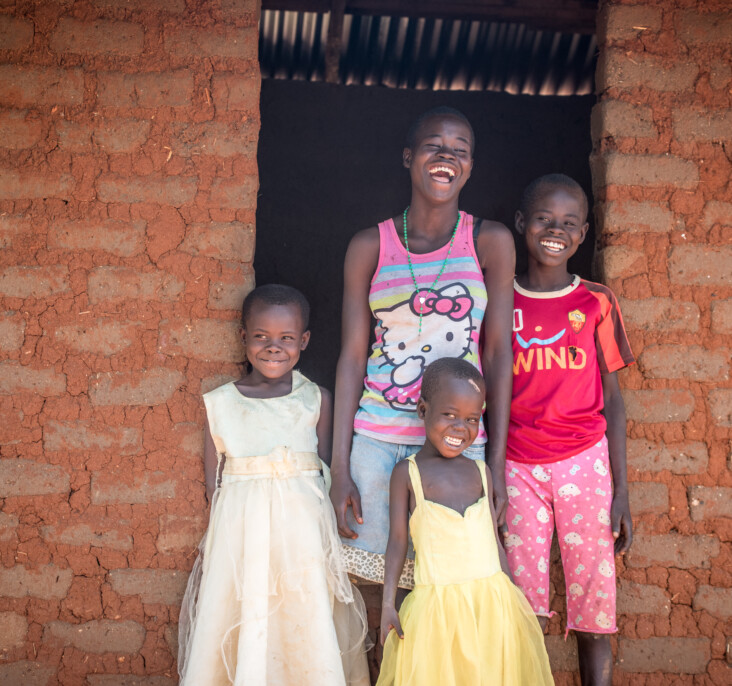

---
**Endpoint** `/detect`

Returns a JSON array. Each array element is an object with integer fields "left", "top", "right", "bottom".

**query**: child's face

[
  {"left": 417, "top": 376, "right": 484, "bottom": 458},
  {"left": 403, "top": 115, "right": 473, "bottom": 202},
  {"left": 516, "top": 185, "right": 589, "bottom": 269},
  {"left": 241, "top": 302, "right": 310, "bottom": 380}
]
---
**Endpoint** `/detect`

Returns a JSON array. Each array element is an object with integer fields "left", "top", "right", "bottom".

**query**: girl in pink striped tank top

[{"left": 330, "top": 108, "right": 515, "bottom": 591}]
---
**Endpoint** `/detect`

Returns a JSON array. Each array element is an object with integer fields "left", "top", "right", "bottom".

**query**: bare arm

[
  {"left": 482, "top": 463, "right": 512, "bottom": 578},
  {"left": 316, "top": 386, "right": 333, "bottom": 467},
  {"left": 602, "top": 371, "right": 632, "bottom": 555},
  {"left": 476, "top": 221, "right": 516, "bottom": 529},
  {"left": 203, "top": 418, "right": 223, "bottom": 503},
  {"left": 330, "top": 228, "right": 380, "bottom": 538},
  {"left": 380, "top": 461, "right": 411, "bottom": 644}
]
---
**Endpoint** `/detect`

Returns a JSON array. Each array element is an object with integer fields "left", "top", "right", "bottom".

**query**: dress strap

[
  {"left": 406, "top": 455, "right": 424, "bottom": 504},
  {"left": 476, "top": 460, "right": 489, "bottom": 499}
]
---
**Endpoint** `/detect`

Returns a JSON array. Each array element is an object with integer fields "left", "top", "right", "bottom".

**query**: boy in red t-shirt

[{"left": 504, "top": 174, "right": 634, "bottom": 686}]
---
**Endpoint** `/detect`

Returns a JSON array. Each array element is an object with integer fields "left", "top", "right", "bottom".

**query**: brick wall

[
  {"left": 579, "top": 0, "right": 730, "bottom": 683},
  {"left": 0, "top": 1, "right": 259, "bottom": 684}
]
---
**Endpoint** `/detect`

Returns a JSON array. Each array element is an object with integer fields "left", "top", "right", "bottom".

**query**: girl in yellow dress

[{"left": 378, "top": 358, "right": 553, "bottom": 686}]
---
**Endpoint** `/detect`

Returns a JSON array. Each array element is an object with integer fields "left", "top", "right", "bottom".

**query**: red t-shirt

[{"left": 507, "top": 276, "right": 634, "bottom": 464}]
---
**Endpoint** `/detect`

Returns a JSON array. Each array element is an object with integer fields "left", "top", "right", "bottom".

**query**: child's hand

[
  {"left": 380, "top": 606, "right": 404, "bottom": 645},
  {"left": 330, "top": 472, "right": 363, "bottom": 539},
  {"left": 611, "top": 491, "right": 633, "bottom": 555}
]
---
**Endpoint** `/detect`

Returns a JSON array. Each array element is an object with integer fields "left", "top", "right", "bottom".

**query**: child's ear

[
  {"left": 417, "top": 397, "right": 427, "bottom": 419},
  {"left": 403, "top": 147, "right": 412, "bottom": 169},
  {"left": 239, "top": 327, "right": 247, "bottom": 345},
  {"left": 578, "top": 222, "right": 589, "bottom": 244},
  {"left": 514, "top": 210, "right": 526, "bottom": 235},
  {"left": 300, "top": 330, "right": 311, "bottom": 351}
]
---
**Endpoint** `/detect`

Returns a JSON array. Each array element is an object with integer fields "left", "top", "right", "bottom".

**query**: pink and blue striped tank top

[{"left": 353, "top": 212, "right": 488, "bottom": 444}]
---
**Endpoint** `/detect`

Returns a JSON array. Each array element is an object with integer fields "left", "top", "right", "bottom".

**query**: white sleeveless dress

[{"left": 178, "top": 372, "right": 369, "bottom": 686}]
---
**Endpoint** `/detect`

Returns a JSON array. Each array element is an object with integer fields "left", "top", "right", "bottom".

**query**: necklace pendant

[{"left": 419, "top": 296, "right": 426, "bottom": 304}]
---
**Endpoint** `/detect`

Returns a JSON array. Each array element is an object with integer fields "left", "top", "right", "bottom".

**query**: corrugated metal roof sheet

[{"left": 259, "top": 10, "right": 597, "bottom": 95}]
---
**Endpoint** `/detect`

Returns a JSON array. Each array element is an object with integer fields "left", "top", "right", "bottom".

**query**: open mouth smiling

[
  {"left": 429, "top": 165, "right": 456, "bottom": 183},
  {"left": 443, "top": 435, "right": 464, "bottom": 447},
  {"left": 540, "top": 239, "right": 566, "bottom": 253}
]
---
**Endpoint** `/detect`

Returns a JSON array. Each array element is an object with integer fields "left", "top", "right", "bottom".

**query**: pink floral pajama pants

[{"left": 504, "top": 437, "right": 617, "bottom": 634}]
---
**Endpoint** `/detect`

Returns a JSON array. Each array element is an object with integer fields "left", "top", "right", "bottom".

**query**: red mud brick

[
  {"left": 43, "top": 619, "right": 145, "bottom": 653},
  {"left": 0, "top": 65, "right": 84, "bottom": 107},
  {"left": 701, "top": 201, "right": 732, "bottom": 230},
  {"left": 0, "top": 316, "right": 25, "bottom": 351},
  {"left": 693, "top": 586, "right": 732, "bottom": 618},
  {"left": 544, "top": 634, "right": 579, "bottom": 673},
  {"left": 591, "top": 100, "right": 657, "bottom": 140},
  {"left": 93, "top": 119, "right": 151, "bottom": 153},
  {"left": 50, "top": 18, "right": 144, "bottom": 56},
  {"left": 157, "top": 514, "right": 205, "bottom": 553},
  {"left": 673, "top": 109, "right": 732, "bottom": 143},
  {"left": 617, "top": 580, "right": 670, "bottom": 616},
  {"left": 597, "top": 4, "right": 662, "bottom": 43},
  {"left": 591, "top": 151, "right": 699, "bottom": 189},
  {"left": 0, "top": 265, "right": 69, "bottom": 299},
  {"left": 0, "top": 362, "right": 66, "bottom": 396},
  {"left": 44, "top": 420, "right": 141, "bottom": 454},
  {"left": 170, "top": 422, "right": 204, "bottom": 460},
  {"left": 627, "top": 439, "right": 708, "bottom": 475},
  {"left": 0, "top": 457, "right": 70, "bottom": 495},
  {"left": 709, "top": 60, "right": 731, "bottom": 91},
  {"left": 97, "top": 71, "right": 194, "bottom": 108},
  {"left": 87, "top": 267, "right": 184, "bottom": 304},
  {"left": 41, "top": 520, "right": 132, "bottom": 551},
  {"left": 91, "top": 470, "right": 177, "bottom": 505},
  {"left": 688, "top": 486, "right": 732, "bottom": 521},
  {"left": 668, "top": 245, "right": 732, "bottom": 286},
  {"left": 599, "top": 245, "right": 647, "bottom": 280},
  {"left": 0, "top": 170, "right": 74, "bottom": 200},
  {"left": 87, "top": 677, "right": 176, "bottom": 686},
  {"left": 599, "top": 200, "right": 678, "bottom": 233},
  {"left": 158, "top": 319, "right": 242, "bottom": 363},
  {"left": 211, "top": 72, "right": 261, "bottom": 112},
  {"left": 53, "top": 319, "right": 141, "bottom": 355},
  {"left": 628, "top": 481, "right": 669, "bottom": 516},
  {"left": 676, "top": 11, "right": 732, "bottom": 45},
  {"left": 596, "top": 49, "right": 699, "bottom": 93},
  {"left": 164, "top": 26, "right": 257, "bottom": 59},
  {"left": 89, "top": 369, "right": 185, "bottom": 406},
  {"left": 619, "top": 298, "right": 700, "bottom": 333},
  {"left": 94, "top": 0, "right": 185, "bottom": 12},
  {"left": 623, "top": 389, "right": 694, "bottom": 423},
  {"left": 0, "top": 511, "right": 19, "bottom": 542},
  {"left": 108, "top": 569, "right": 187, "bottom": 605},
  {"left": 709, "top": 389, "right": 732, "bottom": 428},
  {"left": 0, "top": 662, "right": 54, "bottom": 686},
  {"left": 170, "top": 122, "right": 257, "bottom": 158},
  {"left": 207, "top": 176, "right": 258, "bottom": 210},
  {"left": 180, "top": 222, "right": 254, "bottom": 260},
  {"left": 220, "top": 0, "right": 260, "bottom": 18},
  {"left": 618, "top": 637, "right": 710, "bottom": 673},
  {"left": 626, "top": 534, "right": 720, "bottom": 569},
  {"left": 48, "top": 219, "right": 146, "bottom": 257},
  {"left": 97, "top": 173, "right": 197, "bottom": 206},
  {"left": 0, "top": 214, "right": 34, "bottom": 249},
  {"left": 0, "top": 110, "right": 43, "bottom": 149},
  {"left": 711, "top": 300, "right": 732, "bottom": 335},
  {"left": 0, "top": 16, "right": 33, "bottom": 51},
  {"left": 0, "top": 611, "right": 27, "bottom": 647},
  {"left": 640, "top": 344, "right": 730, "bottom": 382},
  {"left": 56, "top": 119, "right": 93, "bottom": 151},
  {"left": 208, "top": 275, "right": 254, "bottom": 311},
  {"left": 0, "top": 563, "right": 72, "bottom": 599}
]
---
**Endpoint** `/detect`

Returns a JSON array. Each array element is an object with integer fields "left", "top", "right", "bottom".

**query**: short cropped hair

[
  {"left": 421, "top": 357, "right": 485, "bottom": 401},
  {"left": 405, "top": 106, "right": 475, "bottom": 153},
  {"left": 240, "top": 284, "right": 310, "bottom": 329},
  {"left": 519, "top": 173, "right": 588, "bottom": 220}
]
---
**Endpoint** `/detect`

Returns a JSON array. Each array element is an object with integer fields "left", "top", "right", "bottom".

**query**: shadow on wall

[{"left": 255, "top": 79, "right": 594, "bottom": 389}]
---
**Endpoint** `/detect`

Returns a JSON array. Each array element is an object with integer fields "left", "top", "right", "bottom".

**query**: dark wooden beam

[
  {"left": 261, "top": 0, "right": 598, "bottom": 34},
  {"left": 325, "top": 0, "right": 345, "bottom": 83}
]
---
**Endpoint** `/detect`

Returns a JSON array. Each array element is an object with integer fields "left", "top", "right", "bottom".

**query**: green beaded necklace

[{"left": 402, "top": 206, "right": 461, "bottom": 335}]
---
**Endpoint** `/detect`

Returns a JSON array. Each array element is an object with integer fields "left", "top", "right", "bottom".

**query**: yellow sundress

[{"left": 377, "top": 456, "right": 554, "bottom": 686}]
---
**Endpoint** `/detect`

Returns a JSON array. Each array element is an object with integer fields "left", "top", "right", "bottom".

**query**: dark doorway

[{"left": 255, "top": 79, "right": 594, "bottom": 389}]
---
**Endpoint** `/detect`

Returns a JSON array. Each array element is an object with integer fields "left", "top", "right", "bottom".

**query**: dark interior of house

[{"left": 255, "top": 0, "right": 598, "bottom": 389}]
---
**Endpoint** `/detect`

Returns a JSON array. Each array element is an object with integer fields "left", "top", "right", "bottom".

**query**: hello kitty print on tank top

[{"left": 354, "top": 212, "right": 488, "bottom": 445}]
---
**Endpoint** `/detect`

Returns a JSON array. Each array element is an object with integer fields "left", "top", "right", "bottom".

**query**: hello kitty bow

[{"left": 411, "top": 289, "right": 472, "bottom": 320}]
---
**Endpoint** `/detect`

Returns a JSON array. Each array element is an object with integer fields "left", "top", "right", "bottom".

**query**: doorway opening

[{"left": 255, "top": 1, "right": 598, "bottom": 389}]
